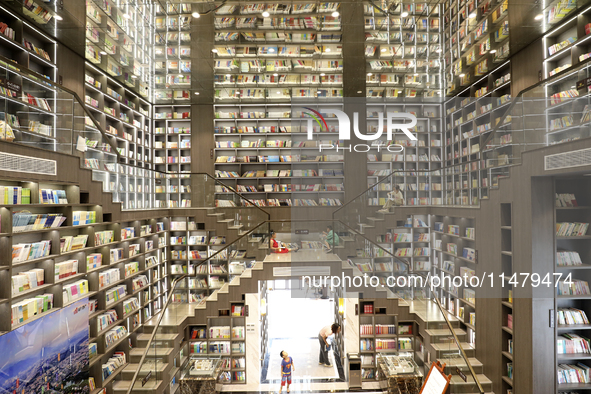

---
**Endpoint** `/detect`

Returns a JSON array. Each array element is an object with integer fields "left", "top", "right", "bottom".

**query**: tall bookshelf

[
  {"left": 442, "top": 0, "right": 510, "bottom": 96},
  {"left": 188, "top": 306, "right": 247, "bottom": 384},
  {"left": 443, "top": 61, "right": 511, "bottom": 206},
  {"left": 431, "top": 214, "right": 476, "bottom": 345},
  {"left": 364, "top": 0, "right": 443, "bottom": 100},
  {"left": 554, "top": 178, "right": 591, "bottom": 392},
  {"left": 365, "top": 102, "right": 443, "bottom": 206},
  {"left": 153, "top": 104, "right": 191, "bottom": 208},
  {"left": 0, "top": 178, "right": 170, "bottom": 393},
  {"left": 212, "top": 2, "right": 345, "bottom": 208},
  {"left": 85, "top": 0, "right": 152, "bottom": 97},
  {"left": 358, "top": 299, "right": 399, "bottom": 381},
  {"left": 500, "top": 203, "right": 514, "bottom": 392},
  {"left": 154, "top": 3, "right": 192, "bottom": 103}
]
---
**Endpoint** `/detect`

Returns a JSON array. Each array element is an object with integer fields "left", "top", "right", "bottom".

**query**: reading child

[{"left": 279, "top": 350, "right": 295, "bottom": 393}]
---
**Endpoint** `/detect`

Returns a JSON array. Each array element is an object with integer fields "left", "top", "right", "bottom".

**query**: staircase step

[
  {"left": 121, "top": 362, "right": 167, "bottom": 379},
  {"left": 207, "top": 213, "right": 225, "bottom": 217},
  {"left": 112, "top": 379, "right": 164, "bottom": 393},
  {"left": 130, "top": 347, "right": 173, "bottom": 358},
  {"left": 367, "top": 217, "right": 384, "bottom": 222},
  {"left": 426, "top": 328, "right": 467, "bottom": 337},
  {"left": 228, "top": 224, "right": 243, "bottom": 230},
  {"left": 137, "top": 333, "right": 179, "bottom": 342},
  {"left": 219, "top": 219, "right": 234, "bottom": 223}
]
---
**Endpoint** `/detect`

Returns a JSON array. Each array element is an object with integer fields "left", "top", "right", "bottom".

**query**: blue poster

[{"left": 0, "top": 298, "right": 90, "bottom": 393}]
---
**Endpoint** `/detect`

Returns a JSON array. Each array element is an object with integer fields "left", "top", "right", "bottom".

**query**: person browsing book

[
  {"left": 279, "top": 350, "right": 294, "bottom": 393},
  {"left": 318, "top": 323, "right": 340, "bottom": 367}
]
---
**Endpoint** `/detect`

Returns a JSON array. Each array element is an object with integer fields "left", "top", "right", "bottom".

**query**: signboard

[
  {"left": 419, "top": 361, "right": 451, "bottom": 394},
  {"left": 577, "top": 77, "right": 591, "bottom": 91},
  {"left": 295, "top": 229, "right": 309, "bottom": 234},
  {"left": 142, "top": 371, "right": 152, "bottom": 387},
  {"left": 456, "top": 367, "right": 467, "bottom": 382},
  {"left": 0, "top": 77, "right": 21, "bottom": 93}
]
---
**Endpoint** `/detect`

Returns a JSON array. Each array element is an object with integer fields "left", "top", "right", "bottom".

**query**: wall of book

[
  {"left": 214, "top": 103, "right": 345, "bottom": 207},
  {"left": 431, "top": 214, "right": 476, "bottom": 346},
  {"left": 154, "top": 2, "right": 192, "bottom": 103},
  {"left": 188, "top": 305, "right": 247, "bottom": 384},
  {"left": 554, "top": 179, "right": 591, "bottom": 391},
  {"left": 154, "top": 104, "right": 191, "bottom": 208},
  {"left": 85, "top": 0, "right": 152, "bottom": 97},
  {"left": 213, "top": 3, "right": 343, "bottom": 102},
  {"left": 168, "top": 217, "right": 233, "bottom": 303},
  {"left": 499, "top": 203, "right": 513, "bottom": 392},
  {"left": 442, "top": 0, "right": 510, "bottom": 96},
  {"left": 0, "top": 178, "right": 171, "bottom": 393},
  {"left": 366, "top": 102, "right": 443, "bottom": 206},
  {"left": 364, "top": 1, "right": 443, "bottom": 100},
  {"left": 442, "top": 61, "right": 511, "bottom": 205}
]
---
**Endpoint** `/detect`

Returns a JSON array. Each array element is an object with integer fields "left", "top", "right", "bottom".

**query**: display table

[
  {"left": 180, "top": 356, "right": 222, "bottom": 394},
  {"left": 377, "top": 354, "right": 423, "bottom": 394}
]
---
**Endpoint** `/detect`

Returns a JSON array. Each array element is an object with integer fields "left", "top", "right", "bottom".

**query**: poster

[{"left": 0, "top": 298, "right": 90, "bottom": 393}]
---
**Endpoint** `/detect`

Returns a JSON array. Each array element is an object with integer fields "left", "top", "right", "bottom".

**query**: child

[{"left": 279, "top": 350, "right": 294, "bottom": 393}]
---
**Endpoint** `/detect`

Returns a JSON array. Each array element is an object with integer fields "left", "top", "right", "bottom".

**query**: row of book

[
  {"left": 557, "top": 362, "right": 591, "bottom": 384},
  {"left": 557, "top": 251, "right": 583, "bottom": 266},
  {"left": 54, "top": 260, "right": 78, "bottom": 281},
  {"left": 87, "top": 253, "right": 102, "bottom": 270},
  {"left": 105, "top": 285, "right": 126, "bottom": 305},
  {"left": 12, "top": 212, "right": 66, "bottom": 232},
  {"left": 556, "top": 193, "right": 579, "bottom": 207},
  {"left": 558, "top": 308, "right": 590, "bottom": 325},
  {"left": 557, "top": 279, "right": 591, "bottom": 296},
  {"left": 11, "top": 293, "right": 53, "bottom": 326},
  {"left": 60, "top": 234, "right": 88, "bottom": 252},
  {"left": 556, "top": 222, "right": 589, "bottom": 237},
  {"left": 12, "top": 269, "right": 44, "bottom": 295},
  {"left": 557, "top": 333, "right": 591, "bottom": 354},
  {"left": 0, "top": 186, "right": 31, "bottom": 205},
  {"left": 63, "top": 280, "right": 89, "bottom": 304},
  {"left": 12, "top": 240, "right": 51, "bottom": 263},
  {"left": 99, "top": 269, "right": 121, "bottom": 289},
  {"left": 97, "top": 309, "right": 118, "bottom": 332}
]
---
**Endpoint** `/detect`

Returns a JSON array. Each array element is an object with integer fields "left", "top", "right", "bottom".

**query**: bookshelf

[
  {"left": 442, "top": 0, "right": 510, "bottom": 96},
  {"left": 359, "top": 300, "right": 398, "bottom": 381},
  {"left": 364, "top": 1, "right": 443, "bottom": 100},
  {"left": 153, "top": 104, "right": 191, "bottom": 208},
  {"left": 213, "top": 103, "right": 345, "bottom": 207},
  {"left": 84, "top": 63, "right": 153, "bottom": 170},
  {"left": 0, "top": 4, "right": 57, "bottom": 82},
  {"left": 500, "top": 203, "right": 514, "bottom": 392},
  {"left": 213, "top": 2, "right": 345, "bottom": 207},
  {"left": 0, "top": 178, "right": 171, "bottom": 393},
  {"left": 443, "top": 61, "right": 511, "bottom": 206},
  {"left": 431, "top": 214, "right": 476, "bottom": 344},
  {"left": 188, "top": 309, "right": 247, "bottom": 384},
  {"left": 154, "top": 3, "right": 192, "bottom": 104},
  {"left": 365, "top": 102, "right": 443, "bottom": 207},
  {"left": 554, "top": 178, "right": 591, "bottom": 392},
  {"left": 85, "top": 0, "right": 151, "bottom": 97}
]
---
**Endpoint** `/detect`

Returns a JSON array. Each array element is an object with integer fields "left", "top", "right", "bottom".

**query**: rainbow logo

[{"left": 303, "top": 107, "right": 328, "bottom": 132}]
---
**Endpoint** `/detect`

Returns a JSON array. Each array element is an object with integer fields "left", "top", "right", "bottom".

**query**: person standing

[
  {"left": 279, "top": 350, "right": 294, "bottom": 393},
  {"left": 318, "top": 323, "right": 340, "bottom": 367}
]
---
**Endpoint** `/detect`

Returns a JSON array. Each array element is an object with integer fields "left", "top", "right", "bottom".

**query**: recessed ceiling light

[
  {"left": 469, "top": 12, "right": 476, "bottom": 18},
  {"left": 332, "top": 11, "right": 339, "bottom": 17},
  {"left": 436, "top": 49, "right": 442, "bottom": 53},
  {"left": 277, "top": 91, "right": 281, "bottom": 94},
  {"left": 398, "top": 90, "right": 403, "bottom": 93},
  {"left": 367, "top": 72, "right": 373, "bottom": 76},
  {"left": 401, "top": 12, "right": 409, "bottom": 17},
  {"left": 273, "top": 73, "right": 278, "bottom": 76},
  {"left": 212, "top": 48, "right": 218, "bottom": 53},
  {"left": 194, "top": 92, "right": 199, "bottom": 95},
  {"left": 192, "top": 12, "right": 200, "bottom": 18},
  {"left": 381, "top": 47, "right": 387, "bottom": 52},
  {"left": 414, "top": 73, "right": 419, "bottom": 76},
  {"left": 489, "top": 49, "right": 497, "bottom": 54},
  {"left": 100, "top": 51, "right": 107, "bottom": 55},
  {"left": 571, "top": 85, "right": 576, "bottom": 88},
  {"left": 325, "top": 48, "right": 331, "bottom": 52},
  {"left": 357, "top": 90, "right": 363, "bottom": 93},
  {"left": 131, "top": 75, "right": 138, "bottom": 79},
  {"left": 320, "top": 73, "right": 326, "bottom": 76},
  {"left": 269, "top": 48, "right": 275, "bottom": 52},
  {"left": 226, "top": 74, "right": 231, "bottom": 77},
  {"left": 262, "top": 11, "right": 270, "bottom": 17},
  {"left": 459, "top": 73, "right": 465, "bottom": 77},
  {"left": 123, "top": 13, "right": 131, "bottom": 19},
  {"left": 535, "top": 14, "right": 543, "bottom": 20},
  {"left": 54, "top": 15, "right": 63, "bottom": 21}
]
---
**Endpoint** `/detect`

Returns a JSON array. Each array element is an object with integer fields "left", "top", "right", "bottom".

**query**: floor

[{"left": 264, "top": 289, "right": 339, "bottom": 382}]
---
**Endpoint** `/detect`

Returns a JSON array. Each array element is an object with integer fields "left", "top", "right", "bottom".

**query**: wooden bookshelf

[
  {"left": 359, "top": 299, "right": 398, "bottom": 381},
  {"left": 431, "top": 214, "right": 476, "bottom": 342},
  {"left": 443, "top": 61, "right": 512, "bottom": 206},
  {"left": 500, "top": 203, "right": 514, "bottom": 392},
  {"left": 153, "top": 104, "right": 191, "bottom": 208}
]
